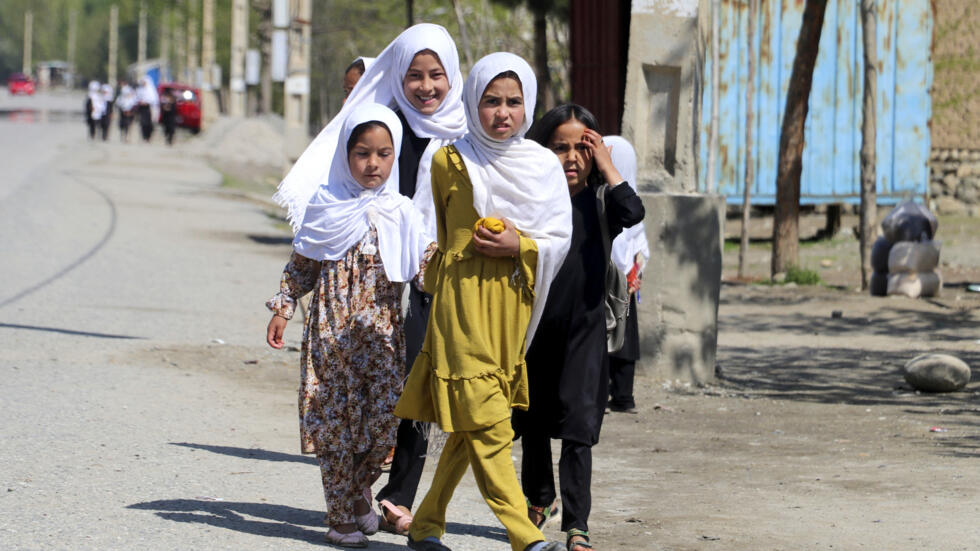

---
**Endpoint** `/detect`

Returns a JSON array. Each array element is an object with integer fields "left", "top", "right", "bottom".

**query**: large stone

[
  {"left": 935, "top": 196, "right": 967, "bottom": 215},
  {"left": 904, "top": 354, "right": 972, "bottom": 392},
  {"left": 955, "top": 178, "right": 980, "bottom": 204},
  {"left": 636, "top": 192, "right": 723, "bottom": 384}
]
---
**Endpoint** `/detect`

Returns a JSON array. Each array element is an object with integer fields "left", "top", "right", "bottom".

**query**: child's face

[
  {"left": 546, "top": 118, "right": 594, "bottom": 191},
  {"left": 477, "top": 77, "right": 524, "bottom": 141},
  {"left": 402, "top": 51, "right": 449, "bottom": 115},
  {"left": 347, "top": 125, "right": 395, "bottom": 189},
  {"left": 343, "top": 68, "right": 363, "bottom": 100}
]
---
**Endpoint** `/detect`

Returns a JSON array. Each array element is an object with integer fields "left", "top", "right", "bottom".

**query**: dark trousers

[
  {"left": 521, "top": 433, "right": 592, "bottom": 533},
  {"left": 608, "top": 356, "right": 636, "bottom": 410},
  {"left": 376, "top": 286, "right": 431, "bottom": 509}
]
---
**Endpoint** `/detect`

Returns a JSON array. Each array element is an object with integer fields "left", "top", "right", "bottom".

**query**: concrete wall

[
  {"left": 636, "top": 192, "right": 723, "bottom": 384},
  {"left": 621, "top": 0, "right": 701, "bottom": 193},
  {"left": 932, "top": 0, "right": 980, "bottom": 150}
]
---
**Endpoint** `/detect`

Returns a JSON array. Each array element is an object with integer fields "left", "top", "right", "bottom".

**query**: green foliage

[{"left": 784, "top": 266, "right": 822, "bottom": 286}]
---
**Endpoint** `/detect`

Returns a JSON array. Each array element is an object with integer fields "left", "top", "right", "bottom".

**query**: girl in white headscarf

[
  {"left": 393, "top": 52, "right": 571, "bottom": 551},
  {"left": 604, "top": 136, "right": 649, "bottom": 414},
  {"left": 85, "top": 81, "right": 105, "bottom": 140},
  {"left": 99, "top": 83, "right": 115, "bottom": 141},
  {"left": 116, "top": 83, "right": 137, "bottom": 142},
  {"left": 135, "top": 76, "right": 159, "bottom": 142},
  {"left": 277, "top": 24, "right": 468, "bottom": 533},
  {"left": 265, "top": 104, "right": 432, "bottom": 548}
]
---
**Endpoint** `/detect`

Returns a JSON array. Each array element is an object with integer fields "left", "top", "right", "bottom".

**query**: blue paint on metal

[{"left": 700, "top": 0, "right": 932, "bottom": 205}]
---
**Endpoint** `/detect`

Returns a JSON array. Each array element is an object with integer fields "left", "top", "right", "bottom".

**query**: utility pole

[
  {"left": 138, "top": 0, "right": 148, "bottom": 66},
  {"left": 175, "top": 0, "right": 186, "bottom": 82},
  {"left": 22, "top": 10, "right": 33, "bottom": 75},
  {"left": 108, "top": 5, "right": 118, "bottom": 85},
  {"left": 201, "top": 0, "right": 218, "bottom": 126},
  {"left": 229, "top": 0, "right": 248, "bottom": 117},
  {"left": 160, "top": 6, "right": 171, "bottom": 72},
  {"left": 187, "top": 0, "right": 200, "bottom": 86},
  {"left": 67, "top": 10, "right": 77, "bottom": 85},
  {"left": 284, "top": 0, "right": 313, "bottom": 167}
]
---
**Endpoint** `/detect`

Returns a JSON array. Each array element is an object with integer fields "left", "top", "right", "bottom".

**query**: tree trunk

[
  {"left": 451, "top": 0, "right": 474, "bottom": 67},
  {"left": 771, "top": 0, "right": 828, "bottom": 277},
  {"left": 738, "top": 0, "right": 758, "bottom": 279},
  {"left": 859, "top": 0, "right": 878, "bottom": 290},
  {"left": 406, "top": 0, "right": 414, "bottom": 28},
  {"left": 533, "top": 8, "right": 555, "bottom": 114}
]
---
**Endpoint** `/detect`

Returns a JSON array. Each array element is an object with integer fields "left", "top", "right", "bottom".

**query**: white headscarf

[
  {"left": 117, "top": 84, "right": 137, "bottom": 111},
  {"left": 275, "top": 23, "right": 466, "bottom": 235},
  {"left": 136, "top": 77, "right": 159, "bottom": 107},
  {"left": 356, "top": 56, "right": 376, "bottom": 72},
  {"left": 605, "top": 136, "right": 650, "bottom": 276},
  {"left": 453, "top": 52, "right": 572, "bottom": 346},
  {"left": 292, "top": 103, "right": 431, "bottom": 283},
  {"left": 88, "top": 81, "right": 106, "bottom": 120},
  {"left": 101, "top": 83, "right": 115, "bottom": 103}
]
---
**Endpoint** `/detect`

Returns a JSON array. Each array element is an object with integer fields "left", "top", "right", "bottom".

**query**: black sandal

[
  {"left": 567, "top": 529, "right": 593, "bottom": 550},
  {"left": 527, "top": 497, "right": 560, "bottom": 529}
]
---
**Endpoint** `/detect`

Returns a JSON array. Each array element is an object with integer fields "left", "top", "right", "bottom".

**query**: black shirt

[{"left": 395, "top": 109, "right": 431, "bottom": 199}]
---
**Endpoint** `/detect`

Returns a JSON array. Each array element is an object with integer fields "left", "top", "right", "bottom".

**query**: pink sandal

[
  {"left": 378, "top": 498, "right": 412, "bottom": 536},
  {"left": 356, "top": 488, "right": 379, "bottom": 535},
  {"left": 325, "top": 527, "right": 368, "bottom": 548}
]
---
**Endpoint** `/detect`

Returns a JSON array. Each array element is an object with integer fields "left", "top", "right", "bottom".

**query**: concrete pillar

[
  {"left": 623, "top": 0, "right": 722, "bottom": 383},
  {"left": 284, "top": 0, "right": 312, "bottom": 166},
  {"left": 23, "top": 11, "right": 32, "bottom": 75},
  {"left": 174, "top": 1, "right": 186, "bottom": 82},
  {"left": 138, "top": 1, "right": 148, "bottom": 65},
  {"left": 187, "top": 0, "right": 199, "bottom": 85},
  {"left": 229, "top": 0, "right": 248, "bottom": 117},
  {"left": 108, "top": 5, "right": 118, "bottom": 85},
  {"left": 200, "top": 0, "right": 218, "bottom": 125}
]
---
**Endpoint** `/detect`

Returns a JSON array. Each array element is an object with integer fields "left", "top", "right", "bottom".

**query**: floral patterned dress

[{"left": 267, "top": 227, "right": 405, "bottom": 525}]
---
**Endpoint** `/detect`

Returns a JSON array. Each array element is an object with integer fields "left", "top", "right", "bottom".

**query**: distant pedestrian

[
  {"left": 393, "top": 52, "right": 571, "bottom": 551},
  {"left": 604, "top": 136, "right": 649, "bottom": 414},
  {"left": 266, "top": 104, "right": 432, "bottom": 548},
  {"left": 515, "top": 104, "right": 645, "bottom": 551},
  {"left": 159, "top": 88, "right": 177, "bottom": 145},
  {"left": 85, "top": 81, "right": 105, "bottom": 140},
  {"left": 99, "top": 83, "right": 115, "bottom": 141},
  {"left": 135, "top": 77, "right": 159, "bottom": 143},
  {"left": 117, "top": 83, "right": 137, "bottom": 142}
]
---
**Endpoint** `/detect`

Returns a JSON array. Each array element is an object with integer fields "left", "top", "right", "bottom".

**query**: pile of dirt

[{"left": 199, "top": 115, "right": 286, "bottom": 169}]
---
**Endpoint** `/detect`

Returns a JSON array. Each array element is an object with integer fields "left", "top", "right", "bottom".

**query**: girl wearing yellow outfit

[{"left": 394, "top": 53, "right": 572, "bottom": 551}]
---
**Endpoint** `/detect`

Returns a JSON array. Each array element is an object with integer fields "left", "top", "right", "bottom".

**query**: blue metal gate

[{"left": 700, "top": 0, "right": 933, "bottom": 204}]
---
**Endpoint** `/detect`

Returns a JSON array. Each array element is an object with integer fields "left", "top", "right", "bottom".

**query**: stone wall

[
  {"left": 931, "top": 0, "right": 980, "bottom": 150},
  {"left": 928, "top": 148, "right": 980, "bottom": 216}
]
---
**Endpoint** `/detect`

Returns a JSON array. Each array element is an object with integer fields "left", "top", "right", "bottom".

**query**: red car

[
  {"left": 7, "top": 73, "right": 35, "bottom": 95},
  {"left": 157, "top": 82, "right": 202, "bottom": 133}
]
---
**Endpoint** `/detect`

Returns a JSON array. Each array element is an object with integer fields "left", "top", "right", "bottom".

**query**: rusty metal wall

[
  {"left": 570, "top": 0, "right": 631, "bottom": 134},
  {"left": 700, "top": 0, "right": 933, "bottom": 204}
]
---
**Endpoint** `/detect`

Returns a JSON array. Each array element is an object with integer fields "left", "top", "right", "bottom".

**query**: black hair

[
  {"left": 527, "top": 103, "right": 604, "bottom": 187},
  {"left": 346, "top": 121, "right": 393, "bottom": 154},
  {"left": 345, "top": 58, "right": 366, "bottom": 76},
  {"left": 487, "top": 70, "right": 522, "bottom": 91}
]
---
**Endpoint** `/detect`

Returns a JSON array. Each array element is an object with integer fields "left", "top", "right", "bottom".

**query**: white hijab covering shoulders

[
  {"left": 88, "top": 81, "right": 106, "bottom": 120},
  {"left": 453, "top": 52, "right": 572, "bottom": 347},
  {"left": 605, "top": 136, "right": 650, "bottom": 275},
  {"left": 101, "top": 83, "right": 115, "bottom": 103},
  {"left": 117, "top": 84, "right": 137, "bottom": 111},
  {"left": 275, "top": 23, "right": 466, "bottom": 235},
  {"left": 292, "top": 103, "right": 431, "bottom": 283}
]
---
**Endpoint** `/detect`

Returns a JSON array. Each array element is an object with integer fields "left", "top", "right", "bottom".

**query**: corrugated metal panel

[
  {"left": 570, "top": 0, "right": 630, "bottom": 134},
  {"left": 700, "top": 0, "right": 932, "bottom": 204}
]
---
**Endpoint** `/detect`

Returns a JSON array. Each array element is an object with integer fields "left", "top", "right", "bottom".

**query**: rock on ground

[{"left": 904, "top": 353, "right": 972, "bottom": 392}]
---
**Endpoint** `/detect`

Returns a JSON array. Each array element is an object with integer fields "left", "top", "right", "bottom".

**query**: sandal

[
  {"left": 567, "top": 529, "right": 593, "bottom": 550},
  {"left": 527, "top": 497, "right": 560, "bottom": 529},
  {"left": 378, "top": 498, "right": 412, "bottom": 536},
  {"left": 355, "top": 488, "right": 379, "bottom": 535},
  {"left": 325, "top": 527, "right": 368, "bottom": 548}
]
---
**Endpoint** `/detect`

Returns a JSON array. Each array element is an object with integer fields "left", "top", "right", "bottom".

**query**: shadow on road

[
  {"left": 170, "top": 442, "right": 318, "bottom": 465},
  {"left": 0, "top": 322, "right": 145, "bottom": 340},
  {"left": 128, "top": 498, "right": 508, "bottom": 547}
]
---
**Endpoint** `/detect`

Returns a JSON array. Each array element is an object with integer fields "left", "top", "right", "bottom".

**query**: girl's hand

[
  {"left": 473, "top": 218, "right": 521, "bottom": 258},
  {"left": 581, "top": 129, "right": 624, "bottom": 186},
  {"left": 267, "top": 315, "right": 288, "bottom": 349}
]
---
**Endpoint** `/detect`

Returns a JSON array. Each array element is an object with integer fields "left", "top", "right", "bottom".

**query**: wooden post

[
  {"left": 22, "top": 11, "right": 32, "bottom": 75},
  {"left": 771, "top": 0, "right": 828, "bottom": 277},
  {"left": 108, "top": 5, "right": 118, "bottom": 85},
  {"left": 138, "top": 1, "right": 147, "bottom": 66},
  {"left": 229, "top": 0, "right": 248, "bottom": 116},
  {"left": 201, "top": 0, "right": 218, "bottom": 124},
  {"left": 738, "top": 0, "right": 758, "bottom": 279},
  {"left": 859, "top": 0, "right": 878, "bottom": 289}
]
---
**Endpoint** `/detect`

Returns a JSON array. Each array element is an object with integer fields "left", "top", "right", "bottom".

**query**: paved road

[{"left": 0, "top": 92, "right": 508, "bottom": 550}]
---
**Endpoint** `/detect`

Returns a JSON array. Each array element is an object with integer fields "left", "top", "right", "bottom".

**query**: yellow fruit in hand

[{"left": 473, "top": 217, "right": 505, "bottom": 234}]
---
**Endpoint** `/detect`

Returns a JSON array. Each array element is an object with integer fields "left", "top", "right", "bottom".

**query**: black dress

[
  {"left": 516, "top": 182, "right": 645, "bottom": 445},
  {"left": 376, "top": 108, "right": 432, "bottom": 511}
]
